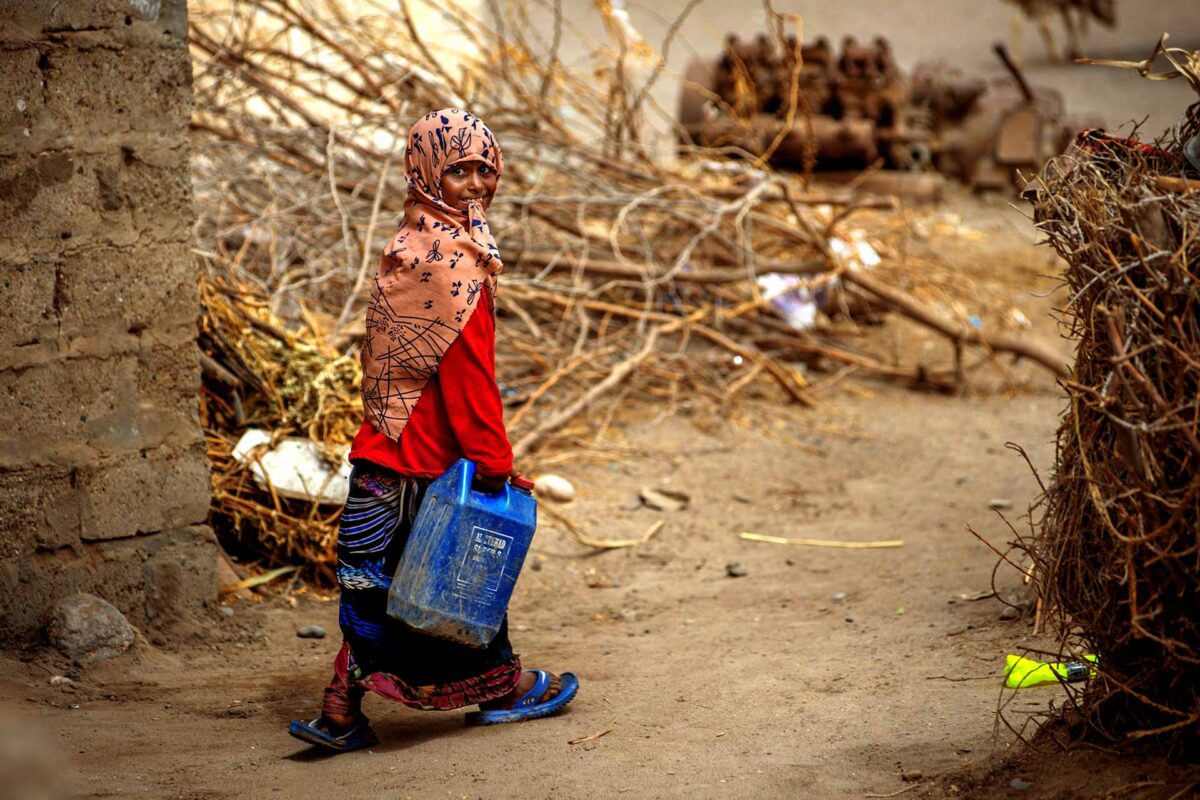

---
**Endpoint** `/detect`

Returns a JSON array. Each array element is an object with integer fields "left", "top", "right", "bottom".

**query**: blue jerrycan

[{"left": 387, "top": 459, "right": 537, "bottom": 647}]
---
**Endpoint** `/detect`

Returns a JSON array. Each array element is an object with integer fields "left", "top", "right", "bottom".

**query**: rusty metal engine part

[{"left": 679, "top": 34, "right": 1091, "bottom": 193}]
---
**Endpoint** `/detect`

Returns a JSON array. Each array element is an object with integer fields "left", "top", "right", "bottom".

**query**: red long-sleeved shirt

[{"left": 349, "top": 294, "right": 513, "bottom": 478}]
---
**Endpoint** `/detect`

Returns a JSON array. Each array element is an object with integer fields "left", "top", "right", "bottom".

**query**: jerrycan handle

[{"left": 451, "top": 459, "right": 512, "bottom": 507}]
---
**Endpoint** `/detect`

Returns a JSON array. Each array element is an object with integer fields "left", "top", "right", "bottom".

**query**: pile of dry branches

[
  {"left": 1024, "top": 43, "right": 1200, "bottom": 747},
  {"left": 190, "top": 0, "right": 1064, "bottom": 573}
]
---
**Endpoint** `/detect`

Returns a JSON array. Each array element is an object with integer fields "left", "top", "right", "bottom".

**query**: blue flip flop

[
  {"left": 288, "top": 716, "right": 379, "bottom": 752},
  {"left": 465, "top": 670, "right": 579, "bottom": 726}
]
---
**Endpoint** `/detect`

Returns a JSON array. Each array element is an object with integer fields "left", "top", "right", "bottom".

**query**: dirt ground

[{"left": 3, "top": 194, "right": 1178, "bottom": 799}]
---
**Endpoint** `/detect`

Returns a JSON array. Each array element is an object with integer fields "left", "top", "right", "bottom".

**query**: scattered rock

[
  {"left": 998, "top": 605, "right": 1022, "bottom": 621},
  {"left": 1010, "top": 777, "right": 1033, "bottom": 791},
  {"left": 584, "top": 569, "right": 618, "bottom": 589},
  {"left": 296, "top": 625, "right": 326, "bottom": 639},
  {"left": 619, "top": 608, "right": 638, "bottom": 623},
  {"left": 832, "top": 591, "right": 848, "bottom": 603},
  {"left": 220, "top": 606, "right": 236, "bottom": 617},
  {"left": 639, "top": 486, "right": 691, "bottom": 512},
  {"left": 725, "top": 561, "right": 748, "bottom": 578},
  {"left": 732, "top": 494, "right": 752, "bottom": 504},
  {"left": 844, "top": 614, "right": 856, "bottom": 623},
  {"left": 900, "top": 770, "right": 924, "bottom": 782},
  {"left": 48, "top": 676, "right": 76, "bottom": 691},
  {"left": 48, "top": 593, "right": 136, "bottom": 666},
  {"left": 533, "top": 474, "right": 575, "bottom": 503},
  {"left": 988, "top": 498, "right": 1013, "bottom": 511}
]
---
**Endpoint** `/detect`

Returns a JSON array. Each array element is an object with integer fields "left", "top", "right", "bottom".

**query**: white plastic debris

[
  {"left": 231, "top": 429, "right": 351, "bottom": 506},
  {"left": 756, "top": 273, "right": 822, "bottom": 332}
]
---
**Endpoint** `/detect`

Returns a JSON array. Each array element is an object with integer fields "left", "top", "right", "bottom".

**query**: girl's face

[{"left": 441, "top": 160, "right": 499, "bottom": 213}]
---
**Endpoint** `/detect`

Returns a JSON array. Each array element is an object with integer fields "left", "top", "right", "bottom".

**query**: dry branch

[{"left": 189, "top": 0, "right": 1064, "bottom": 578}]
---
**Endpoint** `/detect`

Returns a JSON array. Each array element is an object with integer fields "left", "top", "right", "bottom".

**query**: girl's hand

[{"left": 472, "top": 472, "right": 508, "bottom": 494}]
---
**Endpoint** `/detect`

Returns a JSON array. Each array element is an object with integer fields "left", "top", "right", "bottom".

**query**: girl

[{"left": 289, "top": 108, "right": 579, "bottom": 752}]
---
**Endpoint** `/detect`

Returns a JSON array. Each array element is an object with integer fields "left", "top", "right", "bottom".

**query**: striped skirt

[{"left": 331, "top": 462, "right": 521, "bottom": 711}]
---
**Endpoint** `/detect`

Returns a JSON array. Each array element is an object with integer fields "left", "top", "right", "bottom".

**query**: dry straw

[{"left": 1021, "top": 37, "right": 1200, "bottom": 747}]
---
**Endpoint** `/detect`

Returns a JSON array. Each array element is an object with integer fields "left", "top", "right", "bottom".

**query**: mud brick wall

[{"left": 0, "top": 0, "right": 215, "bottom": 642}]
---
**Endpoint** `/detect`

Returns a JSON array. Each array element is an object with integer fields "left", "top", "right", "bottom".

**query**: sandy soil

[{"left": 1, "top": 396, "right": 1069, "bottom": 800}]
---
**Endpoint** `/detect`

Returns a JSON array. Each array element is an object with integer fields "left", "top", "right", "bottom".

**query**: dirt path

[{"left": 3, "top": 364, "right": 1078, "bottom": 799}]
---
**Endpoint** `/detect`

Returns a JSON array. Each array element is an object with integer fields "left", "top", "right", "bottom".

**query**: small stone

[
  {"left": 296, "top": 625, "right": 326, "bottom": 639},
  {"left": 999, "top": 605, "right": 1021, "bottom": 621},
  {"left": 725, "top": 562, "right": 748, "bottom": 578},
  {"left": 48, "top": 593, "right": 136, "bottom": 666},
  {"left": 1010, "top": 778, "right": 1033, "bottom": 791},
  {"left": 900, "top": 770, "right": 924, "bottom": 782},
  {"left": 49, "top": 676, "right": 75, "bottom": 690},
  {"left": 220, "top": 606, "right": 235, "bottom": 617},
  {"left": 640, "top": 486, "right": 691, "bottom": 512},
  {"left": 844, "top": 614, "right": 856, "bottom": 623},
  {"left": 533, "top": 474, "right": 575, "bottom": 503},
  {"left": 832, "top": 591, "right": 848, "bottom": 602},
  {"left": 988, "top": 498, "right": 1013, "bottom": 511},
  {"left": 733, "top": 494, "right": 752, "bottom": 504},
  {"left": 619, "top": 608, "right": 638, "bottom": 622}
]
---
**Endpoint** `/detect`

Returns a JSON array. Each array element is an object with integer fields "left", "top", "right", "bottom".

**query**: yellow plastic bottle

[{"left": 1003, "top": 654, "right": 1098, "bottom": 689}]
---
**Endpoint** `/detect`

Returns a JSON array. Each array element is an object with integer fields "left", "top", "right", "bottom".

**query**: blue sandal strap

[
  {"left": 513, "top": 670, "right": 551, "bottom": 709},
  {"left": 464, "top": 672, "right": 579, "bottom": 726}
]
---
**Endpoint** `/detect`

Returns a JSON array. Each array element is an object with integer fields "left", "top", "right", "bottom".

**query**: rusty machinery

[{"left": 679, "top": 35, "right": 1093, "bottom": 191}]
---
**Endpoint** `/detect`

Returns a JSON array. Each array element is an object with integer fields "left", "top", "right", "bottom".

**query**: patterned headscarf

[{"left": 361, "top": 108, "right": 505, "bottom": 440}]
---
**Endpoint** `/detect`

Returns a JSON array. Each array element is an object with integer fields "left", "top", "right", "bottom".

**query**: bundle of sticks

[
  {"left": 190, "top": 0, "right": 1064, "bottom": 572},
  {"left": 1022, "top": 40, "right": 1200, "bottom": 746}
]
